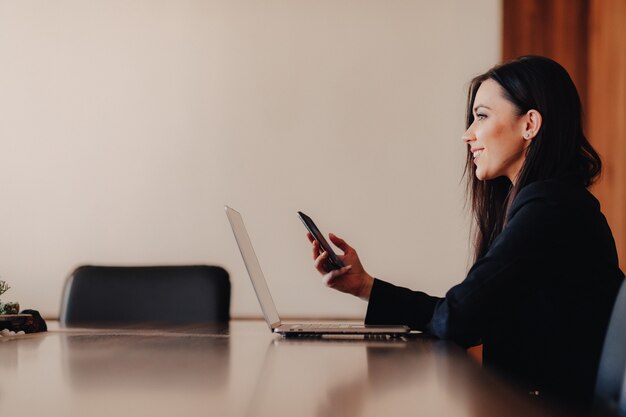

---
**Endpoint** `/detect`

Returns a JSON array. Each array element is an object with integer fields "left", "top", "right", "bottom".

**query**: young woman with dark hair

[{"left": 307, "top": 56, "right": 624, "bottom": 405}]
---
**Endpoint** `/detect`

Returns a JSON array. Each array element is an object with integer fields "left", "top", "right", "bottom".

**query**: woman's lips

[{"left": 471, "top": 148, "right": 484, "bottom": 162}]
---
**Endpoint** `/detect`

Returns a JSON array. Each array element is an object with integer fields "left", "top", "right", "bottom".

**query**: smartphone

[{"left": 298, "top": 211, "right": 345, "bottom": 271}]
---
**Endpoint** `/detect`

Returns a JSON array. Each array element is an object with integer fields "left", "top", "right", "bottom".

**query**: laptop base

[{"left": 274, "top": 323, "right": 409, "bottom": 337}]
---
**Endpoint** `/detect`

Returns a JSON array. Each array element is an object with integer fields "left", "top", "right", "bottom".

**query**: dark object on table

[
  {"left": 0, "top": 314, "right": 30, "bottom": 332},
  {"left": 59, "top": 265, "right": 231, "bottom": 326},
  {"left": 0, "top": 310, "right": 47, "bottom": 333},
  {"left": 20, "top": 309, "right": 48, "bottom": 333}
]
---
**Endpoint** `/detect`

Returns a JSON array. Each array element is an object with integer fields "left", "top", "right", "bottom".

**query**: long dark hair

[{"left": 465, "top": 56, "right": 602, "bottom": 261}]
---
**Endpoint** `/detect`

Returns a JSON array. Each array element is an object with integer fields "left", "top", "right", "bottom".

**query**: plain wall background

[{"left": 0, "top": 0, "right": 501, "bottom": 319}]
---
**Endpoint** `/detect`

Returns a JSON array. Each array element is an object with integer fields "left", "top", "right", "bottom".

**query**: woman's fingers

[
  {"left": 314, "top": 251, "right": 329, "bottom": 273},
  {"left": 322, "top": 265, "right": 353, "bottom": 287},
  {"left": 313, "top": 240, "right": 322, "bottom": 259},
  {"left": 328, "top": 233, "right": 351, "bottom": 253},
  {"left": 309, "top": 232, "right": 357, "bottom": 284},
  {"left": 308, "top": 234, "right": 321, "bottom": 260}
]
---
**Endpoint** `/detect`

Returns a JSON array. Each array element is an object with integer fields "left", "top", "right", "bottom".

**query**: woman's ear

[{"left": 522, "top": 109, "right": 542, "bottom": 140}]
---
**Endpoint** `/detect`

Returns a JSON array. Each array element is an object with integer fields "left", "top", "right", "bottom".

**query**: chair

[
  {"left": 595, "top": 277, "right": 626, "bottom": 415},
  {"left": 621, "top": 370, "right": 626, "bottom": 416},
  {"left": 60, "top": 265, "right": 230, "bottom": 326}
]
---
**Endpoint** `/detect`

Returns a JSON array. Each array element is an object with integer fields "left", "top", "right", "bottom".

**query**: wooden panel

[
  {"left": 588, "top": 0, "right": 626, "bottom": 270},
  {"left": 502, "top": 0, "right": 589, "bottom": 105}
]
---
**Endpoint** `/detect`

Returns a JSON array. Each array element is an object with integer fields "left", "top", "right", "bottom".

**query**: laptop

[{"left": 225, "top": 205, "right": 410, "bottom": 337}]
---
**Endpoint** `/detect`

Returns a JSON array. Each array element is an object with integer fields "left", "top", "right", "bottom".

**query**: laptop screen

[{"left": 225, "top": 206, "right": 281, "bottom": 328}]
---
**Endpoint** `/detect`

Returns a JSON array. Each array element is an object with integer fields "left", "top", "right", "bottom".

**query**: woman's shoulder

[{"left": 510, "top": 176, "right": 599, "bottom": 216}]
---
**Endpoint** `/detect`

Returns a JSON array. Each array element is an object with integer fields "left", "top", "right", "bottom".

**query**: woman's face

[{"left": 463, "top": 79, "right": 530, "bottom": 183}]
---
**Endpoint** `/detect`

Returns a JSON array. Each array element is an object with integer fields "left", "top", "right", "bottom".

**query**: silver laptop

[{"left": 225, "top": 205, "right": 410, "bottom": 336}]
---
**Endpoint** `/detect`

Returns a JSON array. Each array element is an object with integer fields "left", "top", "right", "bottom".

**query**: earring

[{"left": 524, "top": 132, "right": 531, "bottom": 140}]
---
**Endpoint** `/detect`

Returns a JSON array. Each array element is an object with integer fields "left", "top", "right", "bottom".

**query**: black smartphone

[{"left": 298, "top": 211, "right": 345, "bottom": 271}]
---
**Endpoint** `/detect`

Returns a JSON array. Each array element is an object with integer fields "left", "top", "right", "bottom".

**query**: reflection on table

[{"left": 0, "top": 320, "right": 579, "bottom": 417}]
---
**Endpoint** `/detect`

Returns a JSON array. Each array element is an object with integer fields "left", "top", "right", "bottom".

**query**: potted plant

[{"left": 0, "top": 280, "right": 19, "bottom": 315}]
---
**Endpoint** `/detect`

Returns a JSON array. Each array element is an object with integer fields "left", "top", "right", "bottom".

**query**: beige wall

[{"left": 0, "top": 0, "right": 501, "bottom": 319}]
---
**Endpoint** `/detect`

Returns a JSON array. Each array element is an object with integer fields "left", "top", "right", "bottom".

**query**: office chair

[
  {"left": 60, "top": 265, "right": 230, "bottom": 326},
  {"left": 594, "top": 277, "right": 626, "bottom": 415},
  {"left": 621, "top": 370, "right": 626, "bottom": 417}
]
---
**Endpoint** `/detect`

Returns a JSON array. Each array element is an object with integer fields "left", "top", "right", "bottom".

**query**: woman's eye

[{"left": 476, "top": 113, "right": 487, "bottom": 120}]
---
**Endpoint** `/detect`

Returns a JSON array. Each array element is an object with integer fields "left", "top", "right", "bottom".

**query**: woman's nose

[{"left": 462, "top": 128, "right": 475, "bottom": 144}]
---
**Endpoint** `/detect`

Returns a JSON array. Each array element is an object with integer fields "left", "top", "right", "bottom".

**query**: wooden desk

[{"left": 0, "top": 320, "right": 578, "bottom": 417}]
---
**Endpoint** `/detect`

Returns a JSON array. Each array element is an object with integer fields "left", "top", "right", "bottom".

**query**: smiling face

[{"left": 463, "top": 79, "right": 531, "bottom": 183}]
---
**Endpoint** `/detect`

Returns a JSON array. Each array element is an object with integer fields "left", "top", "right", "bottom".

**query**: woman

[{"left": 307, "top": 56, "right": 624, "bottom": 405}]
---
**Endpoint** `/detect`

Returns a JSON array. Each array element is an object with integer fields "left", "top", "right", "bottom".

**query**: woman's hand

[{"left": 307, "top": 233, "right": 374, "bottom": 301}]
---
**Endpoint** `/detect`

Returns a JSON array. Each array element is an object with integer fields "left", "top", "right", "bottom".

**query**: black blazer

[{"left": 365, "top": 177, "right": 624, "bottom": 404}]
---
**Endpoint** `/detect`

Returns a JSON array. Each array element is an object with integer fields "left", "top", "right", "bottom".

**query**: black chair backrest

[
  {"left": 621, "top": 371, "right": 626, "bottom": 416},
  {"left": 60, "top": 265, "right": 230, "bottom": 326},
  {"left": 595, "top": 278, "right": 626, "bottom": 414}
]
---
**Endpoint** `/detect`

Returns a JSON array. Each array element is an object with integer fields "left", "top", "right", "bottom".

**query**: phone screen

[{"left": 298, "top": 211, "right": 345, "bottom": 270}]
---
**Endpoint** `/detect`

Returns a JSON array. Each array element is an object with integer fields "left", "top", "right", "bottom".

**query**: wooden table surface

[{"left": 0, "top": 320, "right": 581, "bottom": 417}]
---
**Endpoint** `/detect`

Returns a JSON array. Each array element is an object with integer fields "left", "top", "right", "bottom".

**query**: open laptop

[{"left": 225, "top": 205, "right": 410, "bottom": 337}]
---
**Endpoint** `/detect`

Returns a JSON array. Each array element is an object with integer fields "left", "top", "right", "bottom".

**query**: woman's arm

[{"left": 366, "top": 182, "right": 565, "bottom": 346}]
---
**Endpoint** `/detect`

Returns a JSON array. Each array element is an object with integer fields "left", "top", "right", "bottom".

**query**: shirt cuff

[{"left": 365, "top": 278, "right": 440, "bottom": 330}]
